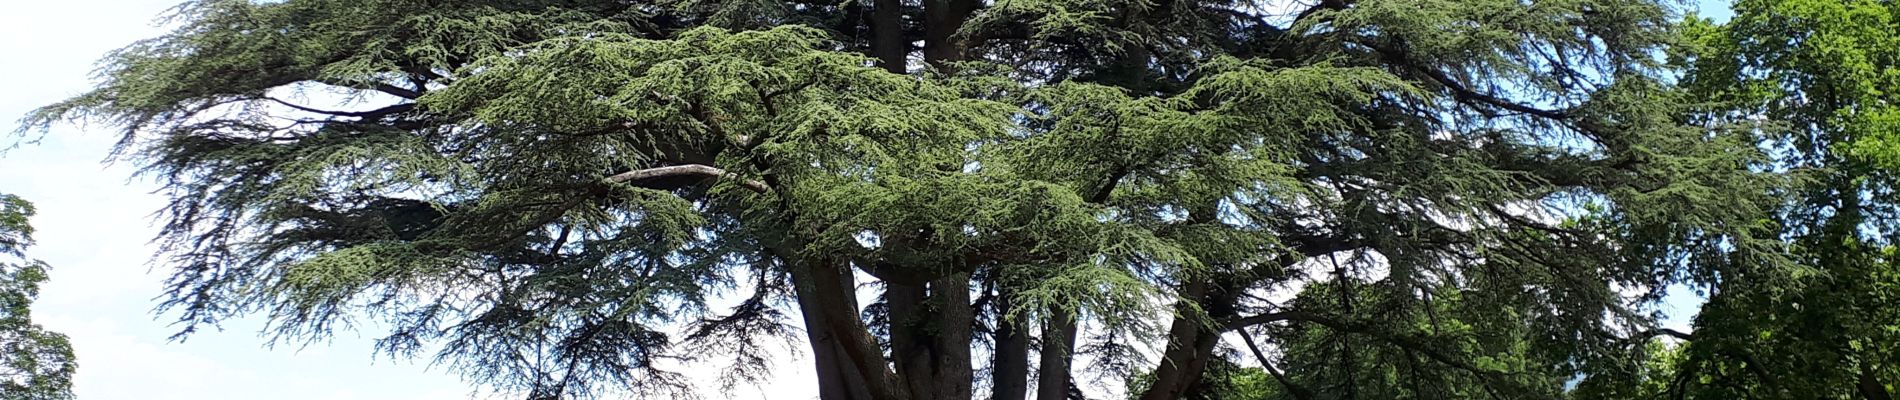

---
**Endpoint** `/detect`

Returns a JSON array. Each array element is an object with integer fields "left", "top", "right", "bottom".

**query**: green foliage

[
  {"left": 18, "top": 0, "right": 1802, "bottom": 399},
  {"left": 1570, "top": 341, "right": 1685, "bottom": 400},
  {"left": 1663, "top": 0, "right": 1900, "bottom": 398},
  {"left": 0, "top": 194, "right": 76, "bottom": 400}
]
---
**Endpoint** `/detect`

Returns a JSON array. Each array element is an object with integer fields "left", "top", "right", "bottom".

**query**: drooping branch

[
  {"left": 1355, "top": 39, "right": 1570, "bottom": 120},
  {"left": 606, "top": 164, "right": 770, "bottom": 194},
  {"left": 262, "top": 97, "right": 416, "bottom": 120},
  {"left": 1238, "top": 328, "right": 1313, "bottom": 400},
  {"left": 1484, "top": 203, "right": 1584, "bottom": 236},
  {"left": 1293, "top": 0, "right": 1353, "bottom": 26}
]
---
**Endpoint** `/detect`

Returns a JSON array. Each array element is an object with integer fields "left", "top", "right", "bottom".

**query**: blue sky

[{"left": 0, "top": 1, "right": 1729, "bottom": 399}]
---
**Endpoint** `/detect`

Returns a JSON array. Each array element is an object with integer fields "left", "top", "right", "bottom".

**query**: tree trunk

[
  {"left": 922, "top": 0, "right": 978, "bottom": 68},
  {"left": 1138, "top": 274, "right": 1245, "bottom": 400},
  {"left": 871, "top": 0, "right": 906, "bottom": 73},
  {"left": 889, "top": 274, "right": 976, "bottom": 400},
  {"left": 991, "top": 288, "right": 1031, "bottom": 400},
  {"left": 793, "top": 257, "right": 913, "bottom": 400},
  {"left": 1037, "top": 306, "right": 1079, "bottom": 400},
  {"left": 889, "top": 281, "right": 936, "bottom": 397},
  {"left": 932, "top": 273, "right": 976, "bottom": 400},
  {"left": 1859, "top": 362, "right": 1893, "bottom": 400},
  {"left": 797, "top": 284, "right": 876, "bottom": 400},
  {"left": 1138, "top": 278, "right": 1212, "bottom": 400}
]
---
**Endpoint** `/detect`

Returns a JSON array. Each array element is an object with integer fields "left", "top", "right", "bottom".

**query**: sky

[{"left": 0, "top": 1, "right": 1731, "bottom": 399}]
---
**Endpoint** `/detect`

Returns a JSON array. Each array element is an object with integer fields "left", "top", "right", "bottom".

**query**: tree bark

[
  {"left": 991, "top": 288, "right": 1031, "bottom": 400},
  {"left": 1138, "top": 274, "right": 1249, "bottom": 400},
  {"left": 797, "top": 286, "right": 875, "bottom": 400},
  {"left": 1859, "top": 362, "right": 1893, "bottom": 400},
  {"left": 871, "top": 0, "right": 906, "bottom": 73},
  {"left": 1036, "top": 306, "right": 1079, "bottom": 400},
  {"left": 793, "top": 257, "right": 877, "bottom": 400},
  {"left": 932, "top": 273, "right": 976, "bottom": 400},
  {"left": 793, "top": 257, "right": 912, "bottom": 400},
  {"left": 1138, "top": 278, "right": 1215, "bottom": 400},
  {"left": 889, "top": 281, "right": 936, "bottom": 398},
  {"left": 889, "top": 274, "right": 976, "bottom": 400},
  {"left": 922, "top": 0, "right": 979, "bottom": 68}
]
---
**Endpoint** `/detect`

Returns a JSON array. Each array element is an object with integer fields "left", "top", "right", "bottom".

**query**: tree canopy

[
  {"left": 1614, "top": 1, "right": 1900, "bottom": 398},
  {"left": 0, "top": 193, "right": 76, "bottom": 400},
  {"left": 20, "top": 0, "right": 1861, "bottom": 399}
]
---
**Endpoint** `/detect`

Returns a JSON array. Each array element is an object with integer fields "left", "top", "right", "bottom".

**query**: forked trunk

[{"left": 791, "top": 257, "right": 912, "bottom": 400}]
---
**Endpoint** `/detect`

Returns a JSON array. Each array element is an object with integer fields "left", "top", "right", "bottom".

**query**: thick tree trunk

[
  {"left": 797, "top": 285, "right": 876, "bottom": 400},
  {"left": 889, "top": 274, "right": 976, "bottom": 400},
  {"left": 922, "top": 0, "right": 979, "bottom": 67},
  {"left": 991, "top": 289, "right": 1031, "bottom": 400},
  {"left": 889, "top": 281, "right": 936, "bottom": 397},
  {"left": 1138, "top": 274, "right": 1246, "bottom": 400},
  {"left": 1138, "top": 279, "right": 1212, "bottom": 400},
  {"left": 793, "top": 257, "right": 913, "bottom": 400},
  {"left": 1036, "top": 306, "right": 1079, "bottom": 400},
  {"left": 932, "top": 273, "right": 976, "bottom": 400},
  {"left": 871, "top": 0, "right": 906, "bottom": 73}
]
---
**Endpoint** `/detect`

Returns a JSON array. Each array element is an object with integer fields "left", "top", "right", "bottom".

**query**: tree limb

[
  {"left": 1238, "top": 328, "right": 1313, "bottom": 400},
  {"left": 372, "top": 83, "right": 423, "bottom": 99},
  {"left": 1632, "top": 328, "right": 1694, "bottom": 342},
  {"left": 262, "top": 97, "right": 416, "bottom": 120},
  {"left": 1355, "top": 39, "right": 1570, "bottom": 120},
  {"left": 606, "top": 164, "right": 770, "bottom": 194}
]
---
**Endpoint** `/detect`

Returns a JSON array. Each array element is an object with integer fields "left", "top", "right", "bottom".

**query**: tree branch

[
  {"left": 1088, "top": 165, "right": 1131, "bottom": 204},
  {"left": 1632, "top": 328, "right": 1694, "bottom": 342},
  {"left": 1356, "top": 39, "right": 1569, "bottom": 120},
  {"left": 1293, "top": 0, "right": 1352, "bottom": 26},
  {"left": 606, "top": 164, "right": 770, "bottom": 194},
  {"left": 262, "top": 97, "right": 415, "bottom": 120},
  {"left": 371, "top": 83, "right": 423, "bottom": 99},
  {"left": 1238, "top": 328, "right": 1313, "bottom": 400}
]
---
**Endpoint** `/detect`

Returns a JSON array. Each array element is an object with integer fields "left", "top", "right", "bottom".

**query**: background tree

[
  {"left": 1664, "top": 1, "right": 1900, "bottom": 398},
  {"left": 23, "top": 1, "right": 1785, "bottom": 399},
  {"left": 0, "top": 193, "right": 77, "bottom": 400}
]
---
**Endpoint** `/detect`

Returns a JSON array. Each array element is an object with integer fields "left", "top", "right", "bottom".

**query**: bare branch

[
  {"left": 1633, "top": 328, "right": 1694, "bottom": 342},
  {"left": 1238, "top": 328, "right": 1313, "bottom": 400},
  {"left": 262, "top": 97, "right": 415, "bottom": 120},
  {"left": 606, "top": 164, "right": 770, "bottom": 194},
  {"left": 1355, "top": 39, "right": 1570, "bottom": 120},
  {"left": 372, "top": 83, "right": 423, "bottom": 100}
]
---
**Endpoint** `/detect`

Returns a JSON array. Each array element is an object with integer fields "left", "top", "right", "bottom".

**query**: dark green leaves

[{"left": 0, "top": 194, "right": 76, "bottom": 400}]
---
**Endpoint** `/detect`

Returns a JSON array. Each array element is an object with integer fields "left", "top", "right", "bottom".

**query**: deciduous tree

[
  {"left": 0, "top": 193, "right": 76, "bottom": 400},
  {"left": 1661, "top": 1, "right": 1900, "bottom": 398}
]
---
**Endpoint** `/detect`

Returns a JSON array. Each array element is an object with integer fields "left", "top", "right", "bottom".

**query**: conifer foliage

[{"left": 26, "top": 1, "right": 1785, "bottom": 399}]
